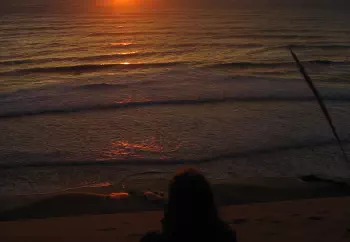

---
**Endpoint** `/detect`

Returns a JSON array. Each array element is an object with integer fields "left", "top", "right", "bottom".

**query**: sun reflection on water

[
  {"left": 98, "top": 137, "right": 181, "bottom": 160},
  {"left": 116, "top": 95, "right": 151, "bottom": 104},
  {"left": 119, "top": 51, "right": 138, "bottom": 55},
  {"left": 116, "top": 96, "right": 133, "bottom": 104},
  {"left": 110, "top": 42, "right": 133, "bottom": 47}
]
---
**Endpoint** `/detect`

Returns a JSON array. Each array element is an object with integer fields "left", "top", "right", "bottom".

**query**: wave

[
  {"left": 87, "top": 31, "right": 325, "bottom": 40},
  {"left": 167, "top": 31, "right": 326, "bottom": 40},
  {"left": 262, "top": 29, "right": 350, "bottom": 35},
  {"left": 88, "top": 31, "right": 175, "bottom": 37},
  {"left": 198, "top": 43, "right": 264, "bottom": 48},
  {"left": 105, "top": 42, "right": 264, "bottom": 50},
  {"left": 0, "top": 59, "right": 34, "bottom": 66},
  {"left": 0, "top": 62, "right": 186, "bottom": 76},
  {"left": 75, "top": 83, "right": 130, "bottom": 90},
  {"left": 105, "top": 43, "right": 137, "bottom": 49},
  {"left": 209, "top": 62, "right": 292, "bottom": 69},
  {"left": 261, "top": 29, "right": 316, "bottom": 33},
  {"left": 208, "top": 60, "right": 350, "bottom": 69},
  {"left": 245, "top": 44, "right": 350, "bottom": 55},
  {"left": 0, "top": 51, "right": 184, "bottom": 67},
  {"left": 309, "top": 60, "right": 348, "bottom": 65},
  {"left": 1, "top": 24, "right": 123, "bottom": 33},
  {"left": 77, "top": 50, "right": 185, "bottom": 62},
  {"left": 1, "top": 96, "right": 350, "bottom": 119},
  {"left": 218, "top": 43, "right": 264, "bottom": 48},
  {"left": 1, "top": 139, "right": 348, "bottom": 169},
  {"left": 289, "top": 44, "right": 350, "bottom": 50},
  {"left": 0, "top": 26, "right": 83, "bottom": 34},
  {"left": 216, "top": 33, "right": 324, "bottom": 40},
  {"left": 167, "top": 42, "right": 254, "bottom": 48}
]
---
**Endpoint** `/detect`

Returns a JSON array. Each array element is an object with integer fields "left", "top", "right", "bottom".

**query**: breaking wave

[
  {"left": 1, "top": 96, "right": 350, "bottom": 119},
  {"left": 0, "top": 62, "right": 187, "bottom": 76}
]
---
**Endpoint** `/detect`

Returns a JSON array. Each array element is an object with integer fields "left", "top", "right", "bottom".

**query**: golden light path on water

[
  {"left": 98, "top": 137, "right": 182, "bottom": 160},
  {"left": 110, "top": 42, "right": 133, "bottom": 47}
]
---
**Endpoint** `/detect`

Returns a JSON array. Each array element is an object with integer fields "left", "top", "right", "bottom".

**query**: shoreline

[{"left": 1, "top": 176, "right": 350, "bottom": 221}]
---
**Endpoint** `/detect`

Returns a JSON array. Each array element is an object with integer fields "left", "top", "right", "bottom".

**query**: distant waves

[
  {"left": 207, "top": 60, "right": 350, "bottom": 69},
  {"left": 2, "top": 95, "right": 350, "bottom": 119},
  {"left": 1, "top": 59, "right": 349, "bottom": 76},
  {"left": 0, "top": 62, "right": 188, "bottom": 76}
]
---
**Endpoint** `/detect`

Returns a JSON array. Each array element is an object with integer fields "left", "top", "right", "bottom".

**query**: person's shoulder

[
  {"left": 217, "top": 221, "right": 237, "bottom": 242},
  {"left": 140, "top": 232, "right": 166, "bottom": 242}
]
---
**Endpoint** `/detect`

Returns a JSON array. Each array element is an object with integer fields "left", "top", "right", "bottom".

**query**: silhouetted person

[{"left": 141, "top": 168, "right": 237, "bottom": 242}]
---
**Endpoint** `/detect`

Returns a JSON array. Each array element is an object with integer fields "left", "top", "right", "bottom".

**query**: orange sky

[{"left": 96, "top": 0, "right": 136, "bottom": 7}]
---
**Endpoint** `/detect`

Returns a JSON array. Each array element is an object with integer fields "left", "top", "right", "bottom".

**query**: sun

[
  {"left": 114, "top": 0, "right": 130, "bottom": 4},
  {"left": 96, "top": 0, "right": 134, "bottom": 7}
]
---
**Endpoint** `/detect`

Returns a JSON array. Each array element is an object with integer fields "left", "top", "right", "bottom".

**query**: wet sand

[
  {"left": 1, "top": 176, "right": 350, "bottom": 220},
  {"left": 1, "top": 197, "right": 350, "bottom": 242}
]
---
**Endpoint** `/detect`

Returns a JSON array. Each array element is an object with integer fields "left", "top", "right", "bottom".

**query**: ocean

[{"left": 1, "top": 4, "right": 350, "bottom": 196}]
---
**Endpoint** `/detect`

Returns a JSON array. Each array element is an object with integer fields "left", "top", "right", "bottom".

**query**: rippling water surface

[{"left": 1, "top": 6, "right": 350, "bottom": 194}]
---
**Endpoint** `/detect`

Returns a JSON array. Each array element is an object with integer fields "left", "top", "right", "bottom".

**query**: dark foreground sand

[
  {"left": 1, "top": 197, "right": 350, "bottom": 242},
  {"left": 1, "top": 176, "right": 350, "bottom": 242}
]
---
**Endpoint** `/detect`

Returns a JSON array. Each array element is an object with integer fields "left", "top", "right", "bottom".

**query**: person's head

[{"left": 164, "top": 168, "right": 219, "bottom": 234}]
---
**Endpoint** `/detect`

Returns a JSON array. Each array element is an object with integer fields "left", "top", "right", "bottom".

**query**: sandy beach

[
  {"left": 1, "top": 197, "right": 350, "bottom": 242},
  {"left": 1, "top": 177, "right": 350, "bottom": 242}
]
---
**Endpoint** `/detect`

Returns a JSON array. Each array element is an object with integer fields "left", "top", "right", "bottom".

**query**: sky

[{"left": 1, "top": 0, "right": 349, "bottom": 14}]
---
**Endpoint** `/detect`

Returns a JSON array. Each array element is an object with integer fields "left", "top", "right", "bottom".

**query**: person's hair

[{"left": 162, "top": 168, "right": 221, "bottom": 240}]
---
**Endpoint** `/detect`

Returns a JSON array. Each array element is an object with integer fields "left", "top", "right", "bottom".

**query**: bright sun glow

[
  {"left": 97, "top": 0, "right": 135, "bottom": 7},
  {"left": 114, "top": 0, "right": 129, "bottom": 4},
  {"left": 117, "top": 0, "right": 132, "bottom": 3}
]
